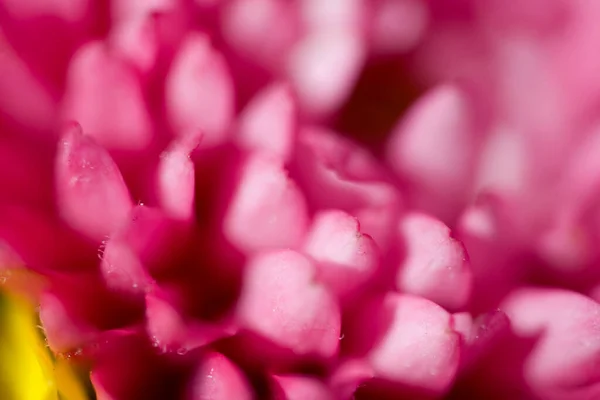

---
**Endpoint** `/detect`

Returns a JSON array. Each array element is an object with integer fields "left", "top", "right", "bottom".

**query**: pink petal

[
  {"left": 61, "top": 41, "right": 153, "bottom": 151},
  {"left": 165, "top": 33, "right": 234, "bottom": 147},
  {"left": 109, "top": 14, "right": 159, "bottom": 74},
  {"left": 236, "top": 82, "right": 297, "bottom": 162},
  {"left": 396, "top": 212, "right": 473, "bottom": 310},
  {"left": 501, "top": 288, "right": 600, "bottom": 398},
  {"left": 287, "top": 31, "right": 365, "bottom": 117},
  {"left": 100, "top": 239, "right": 154, "bottom": 295},
  {"left": 145, "top": 291, "right": 236, "bottom": 354},
  {"left": 39, "top": 290, "right": 97, "bottom": 353},
  {"left": 294, "top": 127, "right": 401, "bottom": 211},
  {"left": 0, "top": 31, "right": 57, "bottom": 131},
  {"left": 55, "top": 123, "right": 133, "bottom": 241},
  {"left": 221, "top": 0, "right": 298, "bottom": 69},
  {"left": 236, "top": 250, "right": 341, "bottom": 359},
  {"left": 186, "top": 352, "right": 253, "bottom": 400},
  {"left": 272, "top": 375, "right": 333, "bottom": 400},
  {"left": 348, "top": 293, "right": 461, "bottom": 395},
  {"left": 369, "top": 0, "right": 429, "bottom": 54},
  {"left": 303, "top": 209, "right": 379, "bottom": 298},
  {"left": 157, "top": 142, "right": 196, "bottom": 221},
  {"left": 223, "top": 152, "right": 309, "bottom": 253},
  {"left": 453, "top": 310, "right": 510, "bottom": 371},
  {"left": 386, "top": 84, "right": 476, "bottom": 221}
]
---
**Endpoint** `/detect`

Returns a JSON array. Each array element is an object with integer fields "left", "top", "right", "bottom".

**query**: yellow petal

[{"left": 0, "top": 287, "right": 90, "bottom": 400}]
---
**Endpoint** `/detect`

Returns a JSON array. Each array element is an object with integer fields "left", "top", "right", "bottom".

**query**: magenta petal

[
  {"left": 236, "top": 82, "right": 297, "bottom": 161},
  {"left": 39, "top": 290, "right": 98, "bottom": 353},
  {"left": 165, "top": 33, "right": 234, "bottom": 147},
  {"left": 55, "top": 123, "right": 133, "bottom": 241},
  {"left": 272, "top": 375, "right": 333, "bottom": 400},
  {"left": 223, "top": 152, "right": 309, "bottom": 253},
  {"left": 186, "top": 352, "right": 253, "bottom": 400},
  {"left": 0, "top": 205, "right": 95, "bottom": 272},
  {"left": 303, "top": 209, "right": 380, "bottom": 298},
  {"left": 236, "top": 250, "right": 341, "bottom": 359},
  {"left": 100, "top": 239, "right": 154, "bottom": 295},
  {"left": 396, "top": 212, "right": 473, "bottom": 310},
  {"left": 61, "top": 41, "right": 153, "bottom": 151},
  {"left": 145, "top": 291, "right": 236, "bottom": 354}
]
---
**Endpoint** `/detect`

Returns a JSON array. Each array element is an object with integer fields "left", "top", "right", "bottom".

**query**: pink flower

[{"left": 2, "top": 1, "right": 600, "bottom": 399}]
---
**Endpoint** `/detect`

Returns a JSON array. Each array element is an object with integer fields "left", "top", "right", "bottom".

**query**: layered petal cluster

[{"left": 2, "top": 1, "right": 600, "bottom": 400}]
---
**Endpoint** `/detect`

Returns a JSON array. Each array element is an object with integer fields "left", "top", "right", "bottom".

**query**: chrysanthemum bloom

[{"left": 3, "top": 0, "right": 600, "bottom": 399}]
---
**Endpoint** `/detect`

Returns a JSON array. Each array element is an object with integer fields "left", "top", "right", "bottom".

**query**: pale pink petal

[
  {"left": 100, "top": 239, "right": 154, "bottom": 295},
  {"left": 109, "top": 15, "right": 159, "bottom": 74},
  {"left": 236, "top": 82, "right": 297, "bottom": 161},
  {"left": 39, "top": 291, "right": 97, "bottom": 353},
  {"left": 187, "top": 352, "right": 254, "bottom": 400},
  {"left": 287, "top": 31, "right": 366, "bottom": 117},
  {"left": 386, "top": 84, "right": 476, "bottom": 221},
  {"left": 237, "top": 250, "right": 341, "bottom": 358},
  {"left": 61, "top": 41, "right": 153, "bottom": 151},
  {"left": 157, "top": 142, "right": 195, "bottom": 221},
  {"left": 165, "top": 33, "right": 234, "bottom": 147},
  {"left": 223, "top": 152, "right": 309, "bottom": 253},
  {"left": 501, "top": 288, "right": 600, "bottom": 399},
  {"left": 352, "top": 293, "right": 461, "bottom": 395},
  {"left": 396, "top": 212, "right": 473, "bottom": 310},
  {"left": 298, "top": 0, "right": 364, "bottom": 33},
  {"left": 55, "top": 124, "right": 133, "bottom": 241},
  {"left": 369, "top": 0, "right": 429, "bottom": 54},
  {"left": 294, "top": 127, "right": 401, "bottom": 211},
  {"left": 145, "top": 291, "right": 236, "bottom": 354},
  {"left": 221, "top": 0, "right": 298, "bottom": 68},
  {"left": 272, "top": 375, "right": 333, "bottom": 400},
  {"left": 303, "top": 209, "right": 379, "bottom": 298}
]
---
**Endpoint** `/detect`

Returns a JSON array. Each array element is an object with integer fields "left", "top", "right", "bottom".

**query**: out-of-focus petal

[
  {"left": 236, "top": 83, "right": 297, "bottom": 162},
  {"left": 55, "top": 124, "right": 133, "bottom": 241},
  {"left": 61, "top": 41, "right": 153, "bottom": 151},
  {"left": 387, "top": 84, "right": 476, "bottom": 222},
  {"left": 165, "top": 33, "right": 234, "bottom": 147},
  {"left": 272, "top": 374, "right": 334, "bottom": 400}
]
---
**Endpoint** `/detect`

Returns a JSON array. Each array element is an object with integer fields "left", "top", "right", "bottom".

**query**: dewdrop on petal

[
  {"left": 165, "top": 33, "right": 235, "bottom": 148},
  {"left": 55, "top": 123, "right": 133, "bottom": 242},
  {"left": 236, "top": 250, "right": 341, "bottom": 359},
  {"left": 186, "top": 352, "right": 253, "bottom": 400},
  {"left": 396, "top": 212, "right": 473, "bottom": 310},
  {"left": 223, "top": 152, "right": 309, "bottom": 253}
]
